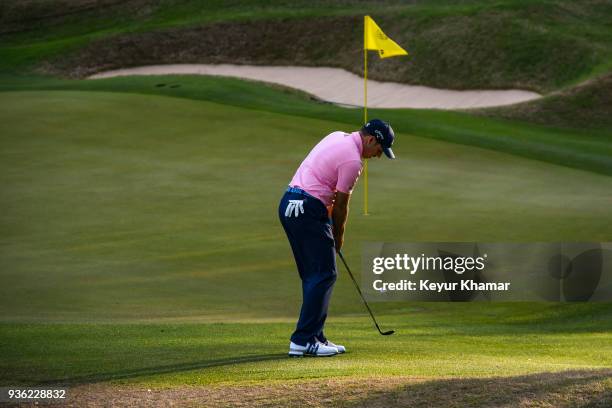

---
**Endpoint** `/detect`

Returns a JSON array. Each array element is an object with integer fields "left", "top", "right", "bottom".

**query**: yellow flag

[{"left": 364, "top": 15, "right": 408, "bottom": 58}]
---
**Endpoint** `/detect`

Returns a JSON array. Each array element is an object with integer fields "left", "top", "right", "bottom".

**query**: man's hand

[
  {"left": 332, "top": 191, "right": 350, "bottom": 252},
  {"left": 335, "top": 234, "right": 344, "bottom": 252}
]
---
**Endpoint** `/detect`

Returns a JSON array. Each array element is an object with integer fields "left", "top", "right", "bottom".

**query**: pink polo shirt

[{"left": 289, "top": 131, "right": 363, "bottom": 207}]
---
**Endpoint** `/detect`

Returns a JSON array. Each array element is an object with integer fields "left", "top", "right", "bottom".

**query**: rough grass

[
  {"left": 2, "top": 1, "right": 612, "bottom": 93},
  {"left": 474, "top": 72, "right": 612, "bottom": 130},
  {"left": 3, "top": 1, "right": 612, "bottom": 129}
]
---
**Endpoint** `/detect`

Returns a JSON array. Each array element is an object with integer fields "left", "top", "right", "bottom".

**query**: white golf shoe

[
  {"left": 288, "top": 341, "right": 339, "bottom": 357},
  {"left": 324, "top": 340, "right": 346, "bottom": 354}
]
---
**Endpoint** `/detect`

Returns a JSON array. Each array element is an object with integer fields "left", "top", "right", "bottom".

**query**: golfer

[{"left": 279, "top": 119, "right": 396, "bottom": 357}]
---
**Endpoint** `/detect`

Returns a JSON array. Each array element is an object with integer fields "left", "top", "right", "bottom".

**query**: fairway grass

[
  {"left": 1, "top": 308, "right": 611, "bottom": 406},
  {"left": 2, "top": 307, "right": 611, "bottom": 386},
  {"left": 0, "top": 89, "right": 611, "bottom": 405}
]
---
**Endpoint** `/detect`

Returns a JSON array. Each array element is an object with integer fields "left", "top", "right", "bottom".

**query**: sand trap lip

[{"left": 89, "top": 64, "right": 541, "bottom": 109}]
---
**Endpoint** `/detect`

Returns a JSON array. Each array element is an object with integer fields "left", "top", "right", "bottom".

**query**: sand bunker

[{"left": 90, "top": 64, "right": 541, "bottom": 109}]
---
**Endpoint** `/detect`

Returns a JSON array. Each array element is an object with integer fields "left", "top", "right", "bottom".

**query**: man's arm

[{"left": 332, "top": 191, "right": 351, "bottom": 252}]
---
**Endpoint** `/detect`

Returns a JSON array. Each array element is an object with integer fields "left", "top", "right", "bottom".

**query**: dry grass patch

[{"left": 12, "top": 369, "right": 611, "bottom": 407}]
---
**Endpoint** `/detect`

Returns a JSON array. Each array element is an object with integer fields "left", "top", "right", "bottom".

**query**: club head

[{"left": 381, "top": 330, "right": 395, "bottom": 336}]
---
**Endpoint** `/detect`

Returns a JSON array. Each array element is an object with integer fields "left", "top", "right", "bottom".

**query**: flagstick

[
  {"left": 363, "top": 27, "right": 369, "bottom": 216},
  {"left": 362, "top": 14, "right": 407, "bottom": 216}
]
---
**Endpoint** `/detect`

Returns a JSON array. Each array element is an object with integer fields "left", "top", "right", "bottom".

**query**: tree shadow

[{"left": 38, "top": 353, "right": 285, "bottom": 386}]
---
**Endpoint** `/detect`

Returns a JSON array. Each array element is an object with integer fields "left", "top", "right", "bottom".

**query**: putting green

[
  {"left": 1, "top": 90, "right": 610, "bottom": 321},
  {"left": 0, "top": 90, "right": 610, "bottom": 404}
]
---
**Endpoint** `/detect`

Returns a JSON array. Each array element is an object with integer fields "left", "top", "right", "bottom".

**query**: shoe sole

[{"left": 288, "top": 351, "right": 338, "bottom": 357}]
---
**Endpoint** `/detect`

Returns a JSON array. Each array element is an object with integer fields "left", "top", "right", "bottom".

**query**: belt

[{"left": 286, "top": 186, "right": 316, "bottom": 200}]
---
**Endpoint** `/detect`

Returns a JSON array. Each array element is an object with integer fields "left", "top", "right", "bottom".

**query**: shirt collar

[{"left": 350, "top": 131, "right": 363, "bottom": 156}]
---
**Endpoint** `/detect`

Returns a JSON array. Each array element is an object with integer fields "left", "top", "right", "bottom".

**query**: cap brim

[{"left": 383, "top": 147, "right": 395, "bottom": 159}]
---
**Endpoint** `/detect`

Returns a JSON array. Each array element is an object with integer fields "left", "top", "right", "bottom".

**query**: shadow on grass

[
  {"left": 60, "top": 368, "right": 612, "bottom": 407},
  {"left": 351, "top": 369, "right": 612, "bottom": 408},
  {"left": 38, "top": 353, "right": 285, "bottom": 386}
]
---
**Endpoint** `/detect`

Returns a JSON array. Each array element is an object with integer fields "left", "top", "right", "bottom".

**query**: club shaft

[{"left": 338, "top": 251, "right": 386, "bottom": 335}]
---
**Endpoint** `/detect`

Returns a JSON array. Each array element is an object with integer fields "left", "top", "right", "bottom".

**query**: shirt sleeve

[{"left": 336, "top": 160, "right": 363, "bottom": 194}]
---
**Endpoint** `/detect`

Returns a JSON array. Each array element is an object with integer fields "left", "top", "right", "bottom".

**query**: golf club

[{"left": 337, "top": 250, "right": 395, "bottom": 336}]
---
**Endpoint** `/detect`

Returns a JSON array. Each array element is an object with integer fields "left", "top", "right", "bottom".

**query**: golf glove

[{"left": 285, "top": 200, "right": 305, "bottom": 218}]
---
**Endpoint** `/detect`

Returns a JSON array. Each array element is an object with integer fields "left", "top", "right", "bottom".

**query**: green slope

[
  {"left": 476, "top": 72, "right": 612, "bottom": 130},
  {"left": 1, "top": 75, "right": 610, "bottom": 175}
]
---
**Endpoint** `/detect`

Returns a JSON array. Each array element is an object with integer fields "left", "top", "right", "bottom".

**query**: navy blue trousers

[{"left": 279, "top": 189, "right": 337, "bottom": 346}]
